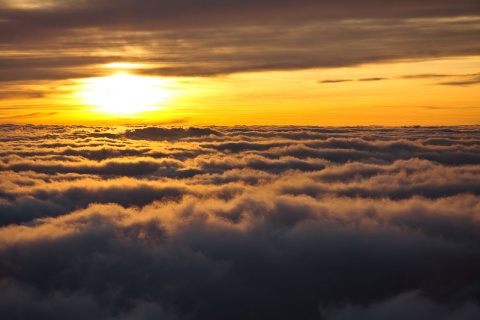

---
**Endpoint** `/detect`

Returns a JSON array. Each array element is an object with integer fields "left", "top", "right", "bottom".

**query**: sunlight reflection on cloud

[{"left": 0, "top": 125, "right": 479, "bottom": 319}]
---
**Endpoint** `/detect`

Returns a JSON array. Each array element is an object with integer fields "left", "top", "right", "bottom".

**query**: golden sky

[{"left": 0, "top": 0, "right": 479, "bottom": 125}]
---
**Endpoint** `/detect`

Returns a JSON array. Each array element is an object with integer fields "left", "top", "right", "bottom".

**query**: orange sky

[{"left": 0, "top": 1, "right": 479, "bottom": 125}]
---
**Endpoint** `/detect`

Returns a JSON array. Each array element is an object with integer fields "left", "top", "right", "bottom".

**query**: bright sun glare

[{"left": 79, "top": 73, "right": 171, "bottom": 115}]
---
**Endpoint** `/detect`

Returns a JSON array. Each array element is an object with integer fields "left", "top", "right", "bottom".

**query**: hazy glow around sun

[{"left": 79, "top": 73, "right": 172, "bottom": 115}]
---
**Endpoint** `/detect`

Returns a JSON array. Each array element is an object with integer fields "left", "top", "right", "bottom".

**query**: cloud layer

[
  {"left": 0, "top": 1, "right": 479, "bottom": 80},
  {"left": 0, "top": 125, "right": 479, "bottom": 319}
]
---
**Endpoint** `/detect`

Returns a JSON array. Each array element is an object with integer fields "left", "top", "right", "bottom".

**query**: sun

[{"left": 79, "top": 73, "right": 172, "bottom": 115}]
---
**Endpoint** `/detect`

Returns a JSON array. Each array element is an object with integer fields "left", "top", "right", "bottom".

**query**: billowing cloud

[
  {"left": 0, "top": 125, "right": 479, "bottom": 319},
  {"left": 125, "top": 127, "right": 223, "bottom": 140},
  {"left": 323, "top": 291, "right": 480, "bottom": 320}
]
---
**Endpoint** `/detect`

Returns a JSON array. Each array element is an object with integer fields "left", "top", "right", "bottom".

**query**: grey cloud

[
  {"left": 401, "top": 73, "right": 451, "bottom": 79},
  {"left": 0, "top": 124, "right": 479, "bottom": 319},
  {"left": 191, "top": 153, "right": 328, "bottom": 174},
  {"left": 0, "top": 178, "right": 188, "bottom": 226},
  {"left": 3, "top": 1, "right": 479, "bottom": 31},
  {"left": 318, "top": 77, "right": 388, "bottom": 85},
  {"left": 0, "top": 158, "right": 183, "bottom": 176},
  {"left": 134, "top": 18, "right": 480, "bottom": 77},
  {"left": 358, "top": 77, "right": 388, "bottom": 81},
  {"left": 399, "top": 72, "right": 480, "bottom": 87},
  {"left": 322, "top": 291, "right": 480, "bottom": 320},
  {"left": 1, "top": 194, "right": 480, "bottom": 319},
  {"left": 257, "top": 141, "right": 480, "bottom": 165},
  {"left": 0, "top": 2, "right": 479, "bottom": 80},
  {"left": 125, "top": 127, "right": 223, "bottom": 140},
  {"left": 202, "top": 141, "right": 290, "bottom": 153},
  {"left": 0, "top": 90, "right": 44, "bottom": 99},
  {"left": 439, "top": 74, "right": 480, "bottom": 86},
  {"left": 318, "top": 79, "right": 353, "bottom": 84}
]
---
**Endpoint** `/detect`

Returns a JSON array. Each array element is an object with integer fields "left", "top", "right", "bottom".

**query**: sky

[
  {"left": 1, "top": 124, "right": 480, "bottom": 319},
  {"left": 0, "top": 0, "right": 479, "bottom": 125}
]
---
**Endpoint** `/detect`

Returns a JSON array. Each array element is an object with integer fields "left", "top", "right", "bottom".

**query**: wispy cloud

[
  {"left": 1, "top": 2, "right": 479, "bottom": 80},
  {"left": 439, "top": 74, "right": 480, "bottom": 86},
  {"left": 318, "top": 79, "right": 353, "bottom": 84},
  {"left": 358, "top": 77, "right": 388, "bottom": 81},
  {"left": 400, "top": 73, "right": 451, "bottom": 79},
  {"left": 319, "top": 77, "right": 389, "bottom": 84},
  {"left": 399, "top": 72, "right": 480, "bottom": 87}
]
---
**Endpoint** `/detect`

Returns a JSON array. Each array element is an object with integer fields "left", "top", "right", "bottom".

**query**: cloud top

[{"left": 0, "top": 125, "right": 479, "bottom": 319}]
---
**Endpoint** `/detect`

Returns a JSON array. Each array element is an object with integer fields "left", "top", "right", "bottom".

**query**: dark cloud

[
  {"left": 358, "top": 77, "right": 388, "bottom": 81},
  {"left": 0, "top": 1, "right": 479, "bottom": 80},
  {"left": 400, "top": 73, "right": 451, "bottom": 79},
  {"left": 0, "top": 125, "right": 479, "bottom": 319},
  {"left": 318, "top": 77, "right": 389, "bottom": 84},
  {"left": 3, "top": 0, "right": 479, "bottom": 30},
  {"left": 125, "top": 127, "right": 223, "bottom": 140},
  {"left": 0, "top": 158, "right": 183, "bottom": 176},
  {"left": 323, "top": 291, "right": 480, "bottom": 320},
  {"left": 1, "top": 195, "right": 480, "bottom": 319},
  {"left": 0, "top": 90, "right": 44, "bottom": 99},
  {"left": 318, "top": 79, "right": 353, "bottom": 84}
]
